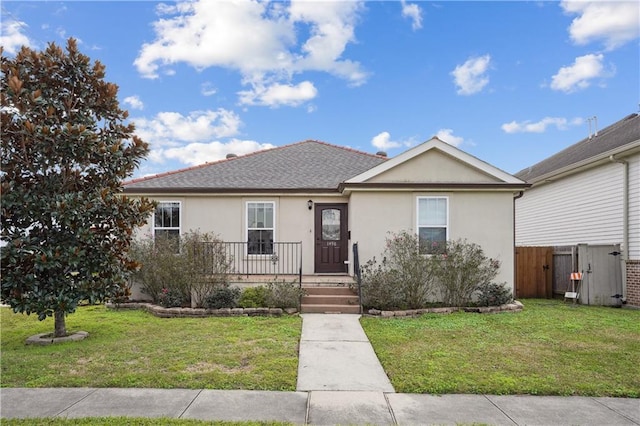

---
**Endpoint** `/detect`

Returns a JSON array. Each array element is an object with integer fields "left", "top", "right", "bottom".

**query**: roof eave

[
  {"left": 122, "top": 186, "right": 341, "bottom": 195},
  {"left": 339, "top": 182, "right": 531, "bottom": 194},
  {"left": 526, "top": 139, "right": 640, "bottom": 186}
]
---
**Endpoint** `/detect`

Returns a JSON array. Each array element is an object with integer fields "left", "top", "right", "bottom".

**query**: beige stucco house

[{"left": 124, "top": 137, "right": 528, "bottom": 305}]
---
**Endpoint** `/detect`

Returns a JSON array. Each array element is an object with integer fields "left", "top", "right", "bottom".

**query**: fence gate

[
  {"left": 515, "top": 246, "right": 553, "bottom": 298},
  {"left": 577, "top": 244, "right": 623, "bottom": 306}
]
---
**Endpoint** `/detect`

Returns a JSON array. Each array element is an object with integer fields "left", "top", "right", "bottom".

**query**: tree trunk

[{"left": 54, "top": 310, "right": 67, "bottom": 337}]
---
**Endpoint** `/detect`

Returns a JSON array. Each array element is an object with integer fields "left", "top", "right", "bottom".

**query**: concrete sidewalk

[
  {"left": 2, "top": 314, "right": 639, "bottom": 425},
  {"left": 1, "top": 387, "right": 638, "bottom": 425},
  {"left": 296, "top": 313, "right": 394, "bottom": 392}
]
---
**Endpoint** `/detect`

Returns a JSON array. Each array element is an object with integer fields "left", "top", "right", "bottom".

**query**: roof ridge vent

[
  {"left": 375, "top": 151, "right": 387, "bottom": 157},
  {"left": 226, "top": 153, "right": 238, "bottom": 159}
]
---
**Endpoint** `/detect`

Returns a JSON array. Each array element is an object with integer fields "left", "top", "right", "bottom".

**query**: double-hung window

[
  {"left": 417, "top": 197, "right": 448, "bottom": 254},
  {"left": 154, "top": 201, "right": 181, "bottom": 250},
  {"left": 247, "top": 202, "right": 274, "bottom": 255}
]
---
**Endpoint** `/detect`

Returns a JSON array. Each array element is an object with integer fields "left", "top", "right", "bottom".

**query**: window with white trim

[
  {"left": 154, "top": 201, "right": 181, "bottom": 249},
  {"left": 247, "top": 202, "right": 275, "bottom": 255},
  {"left": 417, "top": 197, "right": 448, "bottom": 254}
]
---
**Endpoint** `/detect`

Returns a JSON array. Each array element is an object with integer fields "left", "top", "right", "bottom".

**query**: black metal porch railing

[
  {"left": 195, "top": 241, "right": 303, "bottom": 277},
  {"left": 353, "top": 242, "right": 363, "bottom": 314}
]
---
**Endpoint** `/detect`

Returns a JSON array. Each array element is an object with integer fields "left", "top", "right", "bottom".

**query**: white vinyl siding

[{"left": 516, "top": 162, "right": 624, "bottom": 250}]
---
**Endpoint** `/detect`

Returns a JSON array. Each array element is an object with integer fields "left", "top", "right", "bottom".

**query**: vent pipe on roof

[
  {"left": 587, "top": 116, "right": 598, "bottom": 139},
  {"left": 376, "top": 151, "right": 387, "bottom": 157},
  {"left": 226, "top": 153, "right": 237, "bottom": 159}
]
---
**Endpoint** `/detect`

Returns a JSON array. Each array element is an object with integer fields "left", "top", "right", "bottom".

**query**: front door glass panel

[{"left": 322, "top": 209, "right": 340, "bottom": 241}]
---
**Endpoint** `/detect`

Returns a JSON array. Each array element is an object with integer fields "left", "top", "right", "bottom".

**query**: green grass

[
  {"left": 1, "top": 305, "right": 301, "bottom": 390},
  {"left": 361, "top": 299, "right": 640, "bottom": 397},
  {"left": 2, "top": 418, "right": 291, "bottom": 426}
]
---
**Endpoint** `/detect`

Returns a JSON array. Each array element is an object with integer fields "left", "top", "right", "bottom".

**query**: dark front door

[{"left": 314, "top": 203, "right": 348, "bottom": 273}]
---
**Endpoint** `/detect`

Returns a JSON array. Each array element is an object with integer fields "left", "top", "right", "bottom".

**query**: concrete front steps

[{"left": 301, "top": 286, "right": 360, "bottom": 314}]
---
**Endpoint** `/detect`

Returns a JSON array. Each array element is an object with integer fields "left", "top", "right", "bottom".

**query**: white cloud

[
  {"left": 501, "top": 117, "right": 584, "bottom": 134},
  {"left": 134, "top": 0, "right": 366, "bottom": 106},
  {"left": 401, "top": 1, "right": 423, "bottom": 30},
  {"left": 371, "top": 132, "right": 402, "bottom": 151},
  {"left": 550, "top": 53, "right": 612, "bottom": 93},
  {"left": 451, "top": 55, "right": 491, "bottom": 95},
  {"left": 435, "top": 129, "right": 464, "bottom": 147},
  {"left": 164, "top": 139, "right": 276, "bottom": 166},
  {"left": 133, "top": 109, "right": 242, "bottom": 149},
  {"left": 561, "top": 1, "right": 640, "bottom": 50},
  {"left": 123, "top": 95, "right": 144, "bottom": 110},
  {"left": 371, "top": 132, "right": 417, "bottom": 151},
  {"left": 238, "top": 81, "right": 318, "bottom": 107},
  {"left": 0, "top": 19, "right": 32, "bottom": 54},
  {"left": 201, "top": 82, "right": 217, "bottom": 96}
]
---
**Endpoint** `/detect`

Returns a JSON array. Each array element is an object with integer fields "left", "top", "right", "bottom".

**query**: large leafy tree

[{"left": 1, "top": 39, "right": 155, "bottom": 337}]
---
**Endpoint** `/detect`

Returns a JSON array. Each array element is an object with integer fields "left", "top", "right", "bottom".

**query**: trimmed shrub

[
  {"left": 158, "top": 287, "right": 188, "bottom": 308},
  {"left": 432, "top": 239, "right": 501, "bottom": 307},
  {"left": 203, "top": 286, "right": 241, "bottom": 309},
  {"left": 239, "top": 286, "right": 269, "bottom": 308},
  {"left": 130, "top": 230, "right": 232, "bottom": 307},
  {"left": 360, "top": 256, "right": 402, "bottom": 310},
  {"left": 475, "top": 282, "right": 513, "bottom": 307},
  {"left": 265, "top": 279, "right": 305, "bottom": 309},
  {"left": 360, "top": 231, "right": 436, "bottom": 310}
]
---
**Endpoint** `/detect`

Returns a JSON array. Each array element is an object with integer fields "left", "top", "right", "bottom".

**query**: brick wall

[{"left": 626, "top": 260, "right": 640, "bottom": 308}]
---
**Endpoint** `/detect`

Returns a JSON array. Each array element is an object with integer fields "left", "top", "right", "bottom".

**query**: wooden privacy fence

[{"left": 515, "top": 246, "right": 553, "bottom": 298}]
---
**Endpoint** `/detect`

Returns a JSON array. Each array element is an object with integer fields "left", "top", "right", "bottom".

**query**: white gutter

[{"left": 609, "top": 154, "right": 629, "bottom": 302}]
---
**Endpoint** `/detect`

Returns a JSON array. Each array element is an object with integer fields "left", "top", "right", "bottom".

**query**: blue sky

[{"left": 2, "top": 1, "right": 638, "bottom": 178}]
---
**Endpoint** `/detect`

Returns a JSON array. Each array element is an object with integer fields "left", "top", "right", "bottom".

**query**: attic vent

[
  {"left": 376, "top": 151, "right": 387, "bottom": 157},
  {"left": 226, "top": 153, "right": 238, "bottom": 159}
]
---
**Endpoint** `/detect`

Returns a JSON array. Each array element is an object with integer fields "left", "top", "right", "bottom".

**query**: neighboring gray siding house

[
  {"left": 124, "top": 138, "right": 528, "bottom": 300},
  {"left": 515, "top": 113, "right": 640, "bottom": 307}
]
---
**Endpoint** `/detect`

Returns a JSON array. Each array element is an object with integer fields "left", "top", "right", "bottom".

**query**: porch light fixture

[{"left": 307, "top": 200, "right": 313, "bottom": 210}]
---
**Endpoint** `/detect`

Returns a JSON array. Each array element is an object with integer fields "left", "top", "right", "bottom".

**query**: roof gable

[
  {"left": 123, "top": 140, "right": 387, "bottom": 193},
  {"left": 516, "top": 113, "right": 640, "bottom": 183},
  {"left": 346, "top": 137, "right": 525, "bottom": 185}
]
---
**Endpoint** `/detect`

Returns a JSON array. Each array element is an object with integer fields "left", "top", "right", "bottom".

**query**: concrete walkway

[
  {"left": 297, "top": 314, "right": 394, "bottom": 392},
  {"left": 2, "top": 313, "right": 639, "bottom": 425}
]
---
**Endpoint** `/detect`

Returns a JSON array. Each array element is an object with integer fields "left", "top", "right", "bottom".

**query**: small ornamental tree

[{"left": 0, "top": 39, "right": 155, "bottom": 337}]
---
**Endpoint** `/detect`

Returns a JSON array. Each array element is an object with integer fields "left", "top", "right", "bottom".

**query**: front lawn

[
  {"left": 361, "top": 299, "right": 640, "bottom": 396},
  {"left": 1, "top": 305, "right": 301, "bottom": 390}
]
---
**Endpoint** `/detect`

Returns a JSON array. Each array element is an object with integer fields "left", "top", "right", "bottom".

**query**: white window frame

[
  {"left": 153, "top": 200, "right": 182, "bottom": 243},
  {"left": 416, "top": 196, "right": 449, "bottom": 254},
  {"left": 246, "top": 201, "right": 276, "bottom": 256}
]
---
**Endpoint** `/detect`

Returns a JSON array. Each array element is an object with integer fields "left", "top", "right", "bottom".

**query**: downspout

[
  {"left": 609, "top": 155, "right": 629, "bottom": 302},
  {"left": 513, "top": 191, "right": 524, "bottom": 297}
]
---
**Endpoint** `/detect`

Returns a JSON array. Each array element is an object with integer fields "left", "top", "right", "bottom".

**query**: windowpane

[
  {"left": 418, "top": 227, "right": 446, "bottom": 254},
  {"left": 247, "top": 202, "right": 275, "bottom": 254},
  {"left": 418, "top": 198, "right": 446, "bottom": 226},
  {"left": 322, "top": 209, "right": 341, "bottom": 241},
  {"left": 154, "top": 202, "right": 180, "bottom": 250},
  {"left": 248, "top": 230, "right": 274, "bottom": 254},
  {"left": 417, "top": 197, "right": 447, "bottom": 254}
]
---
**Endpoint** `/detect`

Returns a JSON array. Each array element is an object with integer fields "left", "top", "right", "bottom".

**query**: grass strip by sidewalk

[
  {"left": 1, "top": 305, "right": 301, "bottom": 390},
  {"left": 361, "top": 299, "right": 640, "bottom": 397}
]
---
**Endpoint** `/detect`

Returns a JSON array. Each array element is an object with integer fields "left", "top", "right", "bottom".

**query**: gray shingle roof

[
  {"left": 516, "top": 113, "right": 640, "bottom": 183},
  {"left": 123, "top": 140, "right": 388, "bottom": 193}
]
